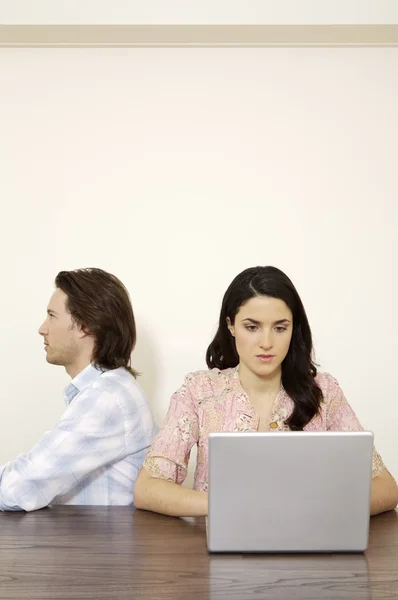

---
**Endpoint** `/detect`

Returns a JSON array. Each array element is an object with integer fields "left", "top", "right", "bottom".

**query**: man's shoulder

[{"left": 88, "top": 367, "right": 148, "bottom": 408}]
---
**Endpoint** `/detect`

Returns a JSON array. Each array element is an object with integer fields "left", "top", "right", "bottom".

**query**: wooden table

[{"left": 0, "top": 507, "right": 397, "bottom": 599}]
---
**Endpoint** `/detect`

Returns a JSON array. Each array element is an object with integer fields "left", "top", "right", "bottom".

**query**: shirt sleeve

[
  {"left": 0, "top": 385, "right": 130, "bottom": 511},
  {"left": 143, "top": 376, "right": 199, "bottom": 485},
  {"left": 323, "top": 374, "right": 385, "bottom": 478}
]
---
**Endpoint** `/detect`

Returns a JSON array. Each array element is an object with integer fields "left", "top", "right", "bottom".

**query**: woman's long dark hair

[{"left": 206, "top": 266, "right": 323, "bottom": 430}]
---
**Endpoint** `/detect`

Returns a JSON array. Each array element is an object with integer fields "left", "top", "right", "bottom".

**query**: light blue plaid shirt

[{"left": 0, "top": 364, "right": 157, "bottom": 511}]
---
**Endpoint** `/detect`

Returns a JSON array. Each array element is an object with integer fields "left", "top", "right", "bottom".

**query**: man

[{"left": 0, "top": 268, "right": 157, "bottom": 511}]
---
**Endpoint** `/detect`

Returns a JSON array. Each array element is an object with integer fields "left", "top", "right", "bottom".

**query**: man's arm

[{"left": 0, "top": 386, "right": 135, "bottom": 511}]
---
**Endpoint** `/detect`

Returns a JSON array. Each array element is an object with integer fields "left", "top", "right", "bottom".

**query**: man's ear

[
  {"left": 76, "top": 321, "right": 93, "bottom": 340},
  {"left": 226, "top": 317, "right": 235, "bottom": 337}
]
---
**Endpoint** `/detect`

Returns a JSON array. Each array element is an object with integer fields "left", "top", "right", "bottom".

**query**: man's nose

[{"left": 38, "top": 321, "right": 47, "bottom": 336}]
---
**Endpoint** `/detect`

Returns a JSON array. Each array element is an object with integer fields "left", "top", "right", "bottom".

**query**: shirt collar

[{"left": 64, "top": 363, "right": 104, "bottom": 405}]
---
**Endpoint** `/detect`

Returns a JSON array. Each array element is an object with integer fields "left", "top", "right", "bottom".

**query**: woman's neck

[{"left": 237, "top": 362, "right": 282, "bottom": 402}]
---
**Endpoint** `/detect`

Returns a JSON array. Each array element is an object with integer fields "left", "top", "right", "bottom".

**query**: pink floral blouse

[{"left": 143, "top": 367, "right": 384, "bottom": 491}]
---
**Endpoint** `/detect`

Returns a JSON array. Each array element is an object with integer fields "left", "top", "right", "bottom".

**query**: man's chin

[{"left": 45, "top": 354, "right": 61, "bottom": 366}]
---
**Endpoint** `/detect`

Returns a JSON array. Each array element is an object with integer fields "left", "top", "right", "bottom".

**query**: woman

[{"left": 134, "top": 266, "right": 398, "bottom": 517}]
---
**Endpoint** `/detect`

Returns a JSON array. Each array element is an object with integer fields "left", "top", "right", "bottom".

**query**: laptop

[{"left": 207, "top": 431, "right": 373, "bottom": 552}]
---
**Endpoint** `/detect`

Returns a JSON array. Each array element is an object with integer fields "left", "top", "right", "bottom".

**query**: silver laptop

[{"left": 207, "top": 431, "right": 373, "bottom": 552}]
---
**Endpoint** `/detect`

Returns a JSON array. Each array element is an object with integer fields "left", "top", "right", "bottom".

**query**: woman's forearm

[
  {"left": 133, "top": 468, "right": 208, "bottom": 517},
  {"left": 370, "top": 469, "right": 398, "bottom": 516}
]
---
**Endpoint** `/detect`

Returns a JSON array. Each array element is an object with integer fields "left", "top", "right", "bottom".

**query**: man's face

[{"left": 38, "top": 288, "right": 82, "bottom": 368}]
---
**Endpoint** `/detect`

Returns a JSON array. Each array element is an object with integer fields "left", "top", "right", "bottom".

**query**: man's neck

[{"left": 65, "top": 358, "right": 92, "bottom": 380}]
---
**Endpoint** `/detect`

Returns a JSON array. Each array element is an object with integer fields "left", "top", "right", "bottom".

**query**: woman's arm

[
  {"left": 323, "top": 373, "right": 397, "bottom": 515},
  {"left": 370, "top": 468, "right": 398, "bottom": 516},
  {"left": 134, "top": 468, "right": 208, "bottom": 517},
  {"left": 133, "top": 373, "right": 205, "bottom": 517}
]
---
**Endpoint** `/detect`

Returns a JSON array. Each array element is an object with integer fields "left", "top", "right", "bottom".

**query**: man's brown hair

[{"left": 55, "top": 268, "right": 137, "bottom": 377}]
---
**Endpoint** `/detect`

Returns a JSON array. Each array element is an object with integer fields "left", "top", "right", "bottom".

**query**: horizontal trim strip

[{"left": 1, "top": 24, "right": 398, "bottom": 47}]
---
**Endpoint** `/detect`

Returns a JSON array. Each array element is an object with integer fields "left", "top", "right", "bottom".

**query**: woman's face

[{"left": 227, "top": 295, "right": 293, "bottom": 378}]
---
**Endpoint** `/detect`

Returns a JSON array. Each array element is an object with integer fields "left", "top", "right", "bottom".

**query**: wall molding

[{"left": 1, "top": 24, "right": 398, "bottom": 47}]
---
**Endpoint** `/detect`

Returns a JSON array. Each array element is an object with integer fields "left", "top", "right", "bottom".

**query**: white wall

[
  {"left": 0, "top": 48, "right": 397, "bottom": 482},
  {"left": 0, "top": 0, "right": 398, "bottom": 25}
]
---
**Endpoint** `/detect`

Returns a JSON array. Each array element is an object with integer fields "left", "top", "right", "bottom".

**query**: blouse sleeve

[
  {"left": 323, "top": 373, "right": 385, "bottom": 478},
  {"left": 142, "top": 375, "right": 199, "bottom": 485}
]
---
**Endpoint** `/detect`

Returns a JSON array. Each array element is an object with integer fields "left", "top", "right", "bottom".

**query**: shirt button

[{"left": 269, "top": 422, "right": 278, "bottom": 429}]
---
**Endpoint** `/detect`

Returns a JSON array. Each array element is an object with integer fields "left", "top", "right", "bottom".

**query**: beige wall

[
  {"left": 0, "top": 47, "right": 397, "bottom": 482},
  {"left": 0, "top": 0, "right": 398, "bottom": 25}
]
